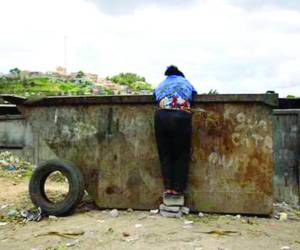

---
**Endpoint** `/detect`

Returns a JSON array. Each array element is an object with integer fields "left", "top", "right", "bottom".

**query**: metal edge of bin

[
  {"left": 273, "top": 109, "right": 300, "bottom": 115},
  {"left": 0, "top": 94, "right": 279, "bottom": 107}
]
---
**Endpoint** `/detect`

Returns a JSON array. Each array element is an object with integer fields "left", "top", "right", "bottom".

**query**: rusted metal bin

[{"left": 2, "top": 94, "right": 278, "bottom": 215}]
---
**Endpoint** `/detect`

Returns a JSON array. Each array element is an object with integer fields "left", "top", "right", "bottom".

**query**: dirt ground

[{"left": 0, "top": 176, "right": 300, "bottom": 250}]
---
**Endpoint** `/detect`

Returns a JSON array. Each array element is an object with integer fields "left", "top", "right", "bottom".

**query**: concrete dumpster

[{"left": 1, "top": 94, "right": 278, "bottom": 215}]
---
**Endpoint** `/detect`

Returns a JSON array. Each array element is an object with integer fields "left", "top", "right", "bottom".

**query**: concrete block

[
  {"left": 163, "top": 193, "right": 184, "bottom": 206},
  {"left": 159, "top": 203, "right": 181, "bottom": 213}
]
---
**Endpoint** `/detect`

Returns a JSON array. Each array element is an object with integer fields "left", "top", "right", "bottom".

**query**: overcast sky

[{"left": 1, "top": 0, "right": 300, "bottom": 96}]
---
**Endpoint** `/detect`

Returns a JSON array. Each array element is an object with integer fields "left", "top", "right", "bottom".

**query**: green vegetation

[
  {"left": 0, "top": 68, "right": 153, "bottom": 96},
  {"left": 0, "top": 76, "right": 91, "bottom": 96},
  {"left": 107, "top": 72, "right": 153, "bottom": 92}
]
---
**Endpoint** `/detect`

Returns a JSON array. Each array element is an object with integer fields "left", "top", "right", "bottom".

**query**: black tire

[{"left": 29, "top": 159, "right": 85, "bottom": 216}]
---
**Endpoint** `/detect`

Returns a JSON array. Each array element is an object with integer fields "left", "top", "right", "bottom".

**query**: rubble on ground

[{"left": 0, "top": 151, "right": 33, "bottom": 176}]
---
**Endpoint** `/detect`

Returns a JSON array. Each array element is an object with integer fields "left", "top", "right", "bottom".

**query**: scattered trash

[
  {"left": 20, "top": 207, "right": 42, "bottom": 222},
  {"left": 66, "top": 239, "right": 80, "bottom": 247},
  {"left": 184, "top": 220, "right": 194, "bottom": 225},
  {"left": 7, "top": 208, "right": 18, "bottom": 217},
  {"left": 48, "top": 215, "right": 58, "bottom": 220},
  {"left": 150, "top": 209, "right": 159, "bottom": 215},
  {"left": 123, "top": 232, "right": 130, "bottom": 237},
  {"left": 35, "top": 230, "right": 84, "bottom": 239},
  {"left": 135, "top": 224, "right": 143, "bottom": 228},
  {"left": 0, "top": 222, "right": 8, "bottom": 226},
  {"left": 109, "top": 209, "right": 119, "bottom": 218},
  {"left": 0, "top": 204, "right": 8, "bottom": 209},
  {"left": 279, "top": 212, "right": 288, "bottom": 221},
  {"left": 3, "top": 165, "right": 17, "bottom": 171},
  {"left": 97, "top": 220, "right": 105, "bottom": 223},
  {"left": 0, "top": 151, "right": 32, "bottom": 174},
  {"left": 198, "top": 212, "right": 204, "bottom": 218},
  {"left": 123, "top": 236, "right": 139, "bottom": 242},
  {"left": 127, "top": 208, "right": 134, "bottom": 212},
  {"left": 181, "top": 207, "right": 190, "bottom": 215},
  {"left": 236, "top": 214, "right": 241, "bottom": 219},
  {"left": 201, "top": 229, "right": 238, "bottom": 236},
  {"left": 281, "top": 246, "right": 291, "bottom": 250}
]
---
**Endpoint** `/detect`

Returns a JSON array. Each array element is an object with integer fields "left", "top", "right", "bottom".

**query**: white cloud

[{"left": 0, "top": 0, "right": 300, "bottom": 96}]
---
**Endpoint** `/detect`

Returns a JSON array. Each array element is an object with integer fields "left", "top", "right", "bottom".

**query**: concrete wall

[{"left": 0, "top": 114, "right": 55, "bottom": 165}]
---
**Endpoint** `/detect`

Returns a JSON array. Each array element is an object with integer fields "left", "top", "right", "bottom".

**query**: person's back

[{"left": 154, "top": 68, "right": 196, "bottom": 112}]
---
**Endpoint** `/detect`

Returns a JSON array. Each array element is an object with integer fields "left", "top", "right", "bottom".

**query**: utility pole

[{"left": 64, "top": 35, "right": 67, "bottom": 75}]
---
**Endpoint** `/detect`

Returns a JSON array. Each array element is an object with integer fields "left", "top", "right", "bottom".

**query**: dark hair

[{"left": 164, "top": 65, "right": 185, "bottom": 77}]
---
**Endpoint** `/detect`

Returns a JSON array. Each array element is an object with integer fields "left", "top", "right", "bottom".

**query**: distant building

[
  {"left": 56, "top": 66, "right": 67, "bottom": 76},
  {"left": 85, "top": 73, "right": 98, "bottom": 82},
  {"left": 29, "top": 71, "right": 43, "bottom": 77},
  {"left": 98, "top": 78, "right": 132, "bottom": 95}
]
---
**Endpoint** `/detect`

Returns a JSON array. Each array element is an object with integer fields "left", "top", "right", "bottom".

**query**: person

[{"left": 153, "top": 65, "right": 197, "bottom": 196}]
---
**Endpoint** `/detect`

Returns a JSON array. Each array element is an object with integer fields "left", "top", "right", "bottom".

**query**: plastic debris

[
  {"left": 135, "top": 224, "right": 143, "bottom": 228},
  {"left": 48, "top": 215, "right": 58, "bottom": 220},
  {"left": 66, "top": 239, "right": 80, "bottom": 247},
  {"left": 198, "top": 212, "right": 204, "bottom": 218},
  {"left": 7, "top": 208, "right": 18, "bottom": 217},
  {"left": 184, "top": 220, "right": 194, "bottom": 225},
  {"left": 0, "top": 151, "right": 32, "bottom": 174},
  {"left": 0, "top": 204, "right": 8, "bottom": 209},
  {"left": 150, "top": 209, "right": 159, "bottom": 215},
  {"left": 3, "top": 165, "right": 17, "bottom": 171},
  {"left": 279, "top": 212, "right": 288, "bottom": 221},
  {"left": 236, "top": 214, "right": 241, "bottom": 219},
  {"left": 0, "top": 222, "right": 8, "bottom": 226},
  {"left": 281, "top": 247, "right": 291, "bottom": 250},
  {"left": 21, "top": 207, "right": 42, "bottom": 222},
  {"left": 127, "top": 208, "right": 134, "bottom": 212},
  {"left": 123, "top": 236, "right": 139, "bottom": 242},
  {"left": 109, "top": 209, "right": 119, "bottom": 218}
]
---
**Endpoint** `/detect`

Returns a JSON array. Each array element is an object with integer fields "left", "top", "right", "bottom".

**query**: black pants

[{"left": 154, "top": 109, "right": 192, "bottom": 192}]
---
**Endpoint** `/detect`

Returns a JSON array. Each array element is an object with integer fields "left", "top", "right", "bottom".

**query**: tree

[
  {"left": 9, "top": 68, "right": 21, "bottom": 76},
  {"left": 108, "top": 72, "right": 152, "bottom": 91},
  {"left": 76, "top": 71, "right": 85, "bottom": 78},
  {"left": 208, "top": 89, "right": 219, "bottom": 95}
]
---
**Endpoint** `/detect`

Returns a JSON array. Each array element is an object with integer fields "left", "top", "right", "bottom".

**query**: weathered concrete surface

[
  {"left": 1, "top": 94, "right": 277, "bottom": 214},
  {"left": 0, "top": 107, "right": 55, "bottom": 164}
]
